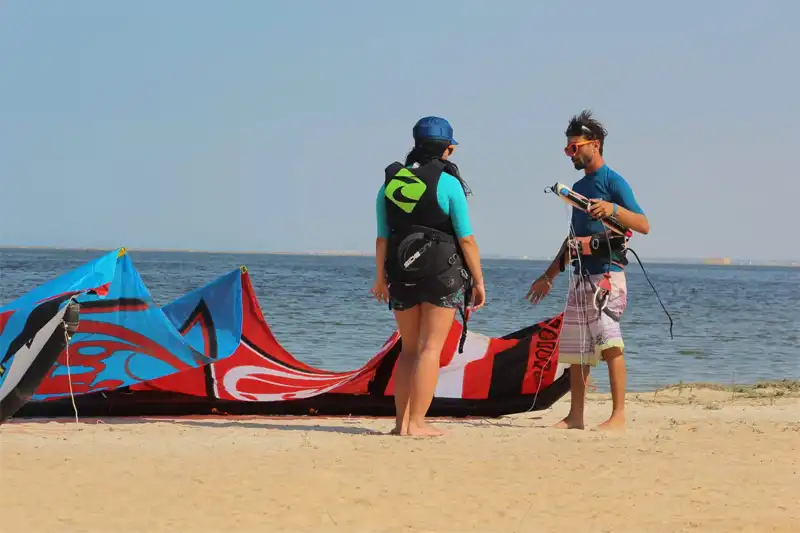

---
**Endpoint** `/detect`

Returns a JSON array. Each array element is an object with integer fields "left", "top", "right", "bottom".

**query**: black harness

[
  {"left": 383, "top": 160, "right": 473, "bottom": 352},
  {"left": 558, "top": 231, "right": 629, "bottom": 322},
  {"left": 544, "top": 182, "right": 675, "bottom": 339},
  {"left": 558, "top": 230, "right": 674, "bottom": 337}
]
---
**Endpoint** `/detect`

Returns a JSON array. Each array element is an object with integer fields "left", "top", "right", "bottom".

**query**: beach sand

[{"left": 1, "top": 382, "right": 797, "bottom": 533}]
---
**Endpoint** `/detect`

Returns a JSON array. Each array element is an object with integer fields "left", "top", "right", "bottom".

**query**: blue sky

[{"left": 1, "top": 1, "right": 797, "bottom": 261}]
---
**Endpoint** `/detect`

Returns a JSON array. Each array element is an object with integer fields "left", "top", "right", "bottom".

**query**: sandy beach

[{"left": 1, "top": 382, "right": 797, "bottom": 533}]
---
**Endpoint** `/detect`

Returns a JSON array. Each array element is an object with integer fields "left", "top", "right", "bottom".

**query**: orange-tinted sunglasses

[{"left": 564, "top": 140, "right": 595, "bottom": 157}]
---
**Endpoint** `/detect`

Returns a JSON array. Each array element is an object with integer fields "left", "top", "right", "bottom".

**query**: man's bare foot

[
  {"left": 407, "top": 422, "right": 445, "bottom": 437},
  {"left": 552, "top": 417, "right": 584, "bottom": 430},
  {"left": 598, "top": 415, "right": 626, "bottom": 431}
]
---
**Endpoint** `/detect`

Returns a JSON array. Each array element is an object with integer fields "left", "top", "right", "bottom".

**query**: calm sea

[{"left": 1, "top": 248, "right": 797, "bottom": 393}]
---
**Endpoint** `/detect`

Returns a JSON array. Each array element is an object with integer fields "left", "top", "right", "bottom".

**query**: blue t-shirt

[
  {"left": 376, "top": 171, "right": 473, "bottom": 239},
  {"left": 571, "top": 164, "right": 644, "bottom": 274}
]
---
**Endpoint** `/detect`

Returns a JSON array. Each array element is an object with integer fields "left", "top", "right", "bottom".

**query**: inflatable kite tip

[
  {"left": 117, "top": 247, "right": 127, "bottom": 257},
  {"left": 240, "top": 265, "right": 248, "bottom": 273}
]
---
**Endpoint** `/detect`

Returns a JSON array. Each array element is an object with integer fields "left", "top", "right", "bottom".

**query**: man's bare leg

[
  {"left": 553, "top": 363, "right": 591, "bottom": 429},
  {"left": 598, "top": 347, "right": 626, "bottom": 430}
]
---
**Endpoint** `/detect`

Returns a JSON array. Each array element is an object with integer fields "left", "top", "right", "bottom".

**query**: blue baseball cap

[{"left": 412, "top": 116, "right": 458, "bottom": 145}]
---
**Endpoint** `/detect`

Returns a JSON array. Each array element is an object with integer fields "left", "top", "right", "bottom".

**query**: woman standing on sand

[{"left": 370, "top": 116, "right": 486, "bottom": 437}]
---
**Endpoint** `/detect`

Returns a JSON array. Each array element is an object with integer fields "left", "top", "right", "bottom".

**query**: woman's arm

[
  {"left": 375, "top": 237, "right": 388, "bottom": 281},
  {"left": 375, "top": 185, "right": 390, "bottom": 281},
  {"left": 458, "top": 235, "right": 484, "bottom": 287},
  {"left": 445, "top": 176, "right": 484, "bottom": 286}
]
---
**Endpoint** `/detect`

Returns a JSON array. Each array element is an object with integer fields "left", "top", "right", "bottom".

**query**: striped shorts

[{"left": 558, "top": 271, "right": 628, "bottom": 366}]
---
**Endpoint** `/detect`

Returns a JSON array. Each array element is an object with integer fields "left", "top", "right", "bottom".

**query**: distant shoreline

[{"left": 0, "top": 245, "right": 797, "bottom": 267}]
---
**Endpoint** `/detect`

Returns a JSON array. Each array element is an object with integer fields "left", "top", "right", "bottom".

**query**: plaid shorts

[{"left": 558, "top": 271, "right": 628, "bottom": 366}]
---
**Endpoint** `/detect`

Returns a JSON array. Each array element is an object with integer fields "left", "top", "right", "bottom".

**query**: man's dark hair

[
  {"left": 565, "top": 109, "right": 608, "bottom": 155},
  {"left": 405, "top": 139, "right": 472, "bottom": 196}
]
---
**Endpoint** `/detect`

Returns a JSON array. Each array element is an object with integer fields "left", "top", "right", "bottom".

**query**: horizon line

[{"left": 0, "top": 244, "right": 798, "bottom": 267}]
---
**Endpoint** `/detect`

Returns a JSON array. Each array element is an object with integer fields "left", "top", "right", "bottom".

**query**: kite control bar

[
  {"left": 544, "top": 182, "right": 632, "bottom": 238},
  {"left": 544, "top": 181, "right": 675, "bottom": 339}
]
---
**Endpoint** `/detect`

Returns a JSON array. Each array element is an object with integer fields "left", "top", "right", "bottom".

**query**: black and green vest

[{"left": 382, "top": 159, "right": 466, "bottom": 285}]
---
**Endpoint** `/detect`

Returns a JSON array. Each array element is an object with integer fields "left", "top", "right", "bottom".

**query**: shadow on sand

[
  {"left": 8, "top": 413, "right": 545, "bottom": 434},
  {"left": 8, "top": 416, "right": 385, "bottom": 435}
]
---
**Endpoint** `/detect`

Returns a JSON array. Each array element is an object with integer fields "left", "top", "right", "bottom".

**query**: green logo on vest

[{"left": 385, "top": 168, "right": 427, "bottom": 213}]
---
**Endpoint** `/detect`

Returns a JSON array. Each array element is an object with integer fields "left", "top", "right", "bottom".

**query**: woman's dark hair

[
  {"left": 405, "top": 139, "right": 472, "bottom": 196},
  {"left": 565, "top": 109, "right": 608, "bottom": 155}
]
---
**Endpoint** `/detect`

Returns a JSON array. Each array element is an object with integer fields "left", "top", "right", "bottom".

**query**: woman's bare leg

[
  {"left": 390, "top": 306, "right": 421, "bottom": 435},
  {"left": 407, "top": 302, "right": 456, "bottom": 437}
]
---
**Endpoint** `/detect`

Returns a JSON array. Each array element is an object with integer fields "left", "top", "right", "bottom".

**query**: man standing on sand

[{"left": 526, "top": 110, "right": 650, "bottom": 431}]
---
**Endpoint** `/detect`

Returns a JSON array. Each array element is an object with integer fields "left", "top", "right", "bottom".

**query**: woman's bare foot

[
  {"left": 389, "top": 426, "right": 407, "bottom": 436},
  {"left": 598, "top": 415, "right": 626, "bottom": 431},
  {"left": 552, "top": 416, "right": 584, "bottom": 430},
  {"left": 407, "top": 421, "right": 445, "bottom": 437}
]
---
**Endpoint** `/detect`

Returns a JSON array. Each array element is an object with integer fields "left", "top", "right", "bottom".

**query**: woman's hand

[
  {"left": 470, "top": 282, "right": 486, "bottom": 311},
  {"left": 370, "top": 278, "right": 389, "bottom": 304}
]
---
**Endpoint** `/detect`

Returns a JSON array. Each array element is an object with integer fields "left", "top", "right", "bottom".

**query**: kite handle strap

[{"left": 457, "top": 276, "right": 473, "bottom": 354}]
